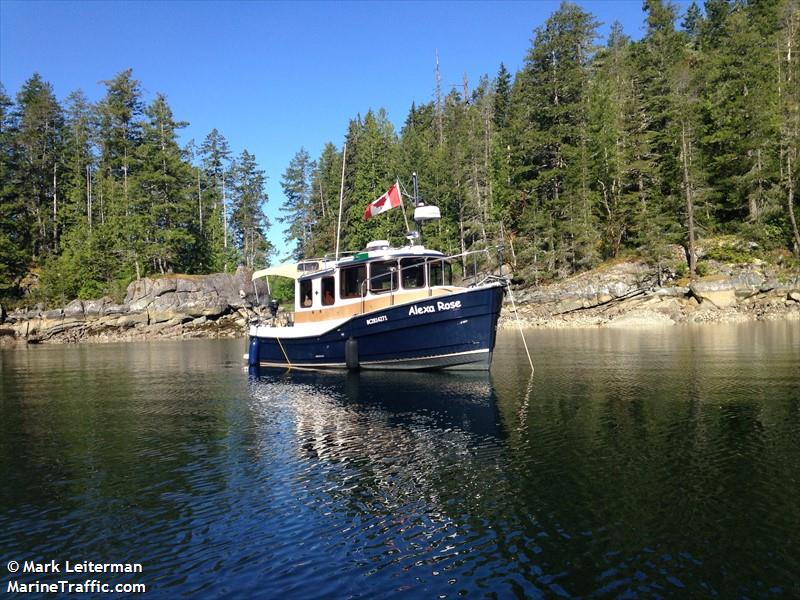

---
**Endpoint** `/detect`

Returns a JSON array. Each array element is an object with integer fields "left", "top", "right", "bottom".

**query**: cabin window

[
  {"left": 340, "top": 264, "right": 367, "bottom": 299},
  {"left": 298, "top": 261, "right": 320, "bottom": 273},
  {"left": 299, "top": 279, "right": 313, "bottom": 307},
  {"left": 369, "top": 260, "right": 398, "bottom": 294},
  {"left": 428, "top": 259, "right": 453, "bottom": 286},
  {"left": 400, "top": 258, "right": 426, "bottom": 289},
  {"left": 428, "top": 260, "right": 443, "bottom": 286},
  {"left": 322, "top": 276, "right": 335, "bottom": 305}
]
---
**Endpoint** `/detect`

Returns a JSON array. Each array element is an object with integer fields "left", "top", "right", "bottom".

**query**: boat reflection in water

[
  {"left": 244, "top": 369, "right": 515, "bottom": 597},
  {"left": 248, "top": 367, "right": 503, "bottom": 443}
]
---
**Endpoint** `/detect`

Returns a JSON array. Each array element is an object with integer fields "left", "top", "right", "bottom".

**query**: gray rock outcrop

[
  {"left": 502, "top": 261, "right": 800, "bottom": 329},
  {"left": 3, "top": 267, "right": 270, "bottom": 345}
]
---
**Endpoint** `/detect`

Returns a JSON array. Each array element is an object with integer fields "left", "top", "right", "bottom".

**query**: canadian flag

[{"left": 363, "top": 183, "right": 402, "bottom": 220}]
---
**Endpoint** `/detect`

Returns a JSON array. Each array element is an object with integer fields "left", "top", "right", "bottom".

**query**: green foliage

[
  {"left": 695, "top": 261, "right": 711, "bottom": 277},
  {"left": 267, "top": 276, "right": 295, "bottom": 309},
  {"left": 279, "top": 147, "right": 314, "bottom": 259},
  {"left": 230, "top": 149, "right": 272, "bottom": 268},
  {"left": 0, "top": 85, "right": 29, "bottom": 294},
  {"left": 1, "top": 69, "right": 273, "bottom": 305},
  {"left": 288, "top": 0, "right": 797, "bottom": 281}
]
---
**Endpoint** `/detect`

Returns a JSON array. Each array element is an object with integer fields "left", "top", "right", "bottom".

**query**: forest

[
  {"left": 0, "top": 67, "right": 271, "bottom": 304},
  {"left": 1, "top": 0, "right": 798, "bottom": 308}
]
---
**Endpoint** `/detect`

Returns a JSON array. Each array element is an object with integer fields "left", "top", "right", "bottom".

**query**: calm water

[{"left": 1, "top": 322, "right": 799, "bottom": 598}]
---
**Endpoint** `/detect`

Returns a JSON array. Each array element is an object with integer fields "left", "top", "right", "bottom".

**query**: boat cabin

[{"left": 253, "top": 241, "right": 460, "bottom": 325}]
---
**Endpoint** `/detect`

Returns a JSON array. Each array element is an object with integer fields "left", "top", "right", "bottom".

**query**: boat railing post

[{"left": 360, "top": 279, "right": 367, "bottom": 314}]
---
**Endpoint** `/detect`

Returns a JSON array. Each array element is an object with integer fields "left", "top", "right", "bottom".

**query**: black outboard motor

[{"left": 268, "top": 299, "right": 279, "bottom": 320}]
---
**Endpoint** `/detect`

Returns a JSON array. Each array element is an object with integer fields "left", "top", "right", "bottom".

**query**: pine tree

[
  {"left": 199, "top": 128, "right": 234, "bottom": 269},
  {"left": 230, "top": 150, "right": 271, "bottom": 268},
  {"left": 629, "top": 0, "right": 691, "bottom": 273},
  {"left": 61, "top": 90, "right": 95, "bottom": 237},
  {"left": 308, "top": 142, "right": 343, "bottom": 257},
  {"left": 488, "top": 65, "right": 516, "bottom": 262},
  {"left": 279, "top": 147, "right": 314, "bottom": 259},
  {"left": 14, "top": 73, "right": 64, "bottom": 260},
  {"left": 587, "top": 22, "right": 643, "bottom": 257},
  {"left": 699, "top": 4, "right": 778, "bottom": 228},
  {"left": 0, "top": 86, "right": 28, "bottom": 294},
  {"left": 701, "top": 0, "right": 733, "bottom": 49},
  {"left": 778, "top": 0, "right": 800, "bottom": 254},
  {"left": 682, "top": 2, "right": 703, "bottom": 47},
  {"left": 96, "top": 69, "right": 144, "bottom": 279},
  {"left": 507, "top": 1, "right": 600, "bottom": 277},
  {"left": 493, "top": 63, "right": 512, "bottom": 129},
  {"left": 342, "top": 109, "right": 399, "bottom": 251},
  {"left": 135, "top": 93, "right": 197, "bottom": 273}
]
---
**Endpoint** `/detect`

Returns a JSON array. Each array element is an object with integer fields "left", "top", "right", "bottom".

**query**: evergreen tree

[
  {"left": 5, "top": 0, "right": 800, "bottom": 306},
  {"left": 279, "top": 147, "right": 314, "bottom": 259},
  {"left": 135, "top": 93, "right": 197, "bottom": 273},
  {"left": 96, "top": 69, "right": 144, "bottom": 279},
  {"left": 507, "top": 1, "right": 600, "bottom": 277},
  {"left": 61, "top": 90, "right": 95, "bottom": 236},
  {"left": 0, "top": 86, "right": 28, "bottom": 294},
  {"left": 701, "top": 0, "right": 733, "bottom": 49},
  {"left": 14, "top": 73, "right": 64, "bottom": 259},
  {"left": 342, "top": 109, "right": 399, "bottom": 251},
  {"left": 629, "top": 0, "right": 692, "bottom": 271},
  {"left": 682, "top": 2, "right": 703, "bottom": 46},
  {"left": 308, "top": 142, "right": 343, "bottom": 257},
  {"left": 230, "top": 150, "right": 271, "bottom": 268},
  {"left": 199, "top": 128, "right": 235, "bottom": 271},
  {"left": 699, "top": 4, "right": 778, "bottom": 227},
  {"left": 587, "top": 22, "right": 644, "bottom": 257},
  {"left": 488, "top": 66, "right": 516, "bottom": 260},
  {"left": 778, "top": 0, "right": 800, "bottom": 254},
  {"left": 493, "top": 63, "right": 512, "bottom": 129}
]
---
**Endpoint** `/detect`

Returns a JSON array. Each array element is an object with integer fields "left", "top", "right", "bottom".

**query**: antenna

[{"left": 435, "top": 52, "right": 443, "bottom": 146}]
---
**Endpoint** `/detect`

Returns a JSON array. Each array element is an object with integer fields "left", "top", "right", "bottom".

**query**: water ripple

[{"left": 1, "top": 326, "right": 799, "bottom": 598}]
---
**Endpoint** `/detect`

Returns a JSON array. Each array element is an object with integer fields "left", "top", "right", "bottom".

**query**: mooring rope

[
  {"left": 275, "top": 336, "right": 293, "bottom": 370},
  {"left": 506, "top": 283, "right": 534, "bottom": 373}
]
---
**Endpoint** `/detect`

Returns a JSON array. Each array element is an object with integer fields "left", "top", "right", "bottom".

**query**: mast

[{"left": 335, "top": 142, "right": 347, "bottom": 259}]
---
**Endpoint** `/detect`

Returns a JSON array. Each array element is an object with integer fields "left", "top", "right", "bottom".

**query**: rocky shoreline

[
  {"left": 498, "top": 260, "right": 800, "bottom": 329},
  {"left": 1, "top": 261, "right": 798, "bottom": 348},
  {"left": 0, "top": 267, "right": 268, "bottom": 347}
]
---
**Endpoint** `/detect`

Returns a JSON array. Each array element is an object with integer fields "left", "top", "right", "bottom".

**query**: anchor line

[
  {"left": 506, "top": 283, "right": 534, "bottom": 373},
  {"left": 275, "top": 336, "right": 293, "bottom": 369}
]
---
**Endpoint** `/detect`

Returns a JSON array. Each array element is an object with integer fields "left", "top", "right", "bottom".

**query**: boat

[{"left": 246, "top": 179, "right": 507, "bottom": 371}]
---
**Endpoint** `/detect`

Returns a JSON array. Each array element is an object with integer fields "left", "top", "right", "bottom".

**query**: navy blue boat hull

[{"left": 248, "top": 284, "right": 505, "bottom": 370}]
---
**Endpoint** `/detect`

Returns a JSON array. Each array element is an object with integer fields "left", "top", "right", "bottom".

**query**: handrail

[{"left": 349, "top": 246, "right": 502, "bottom": 313}]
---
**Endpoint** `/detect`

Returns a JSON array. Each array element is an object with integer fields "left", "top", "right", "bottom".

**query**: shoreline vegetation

[{"left": 2, "top": 1, "right": 799, "bottom": 338}]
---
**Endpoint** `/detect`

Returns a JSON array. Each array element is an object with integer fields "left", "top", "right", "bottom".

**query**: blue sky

[{"left": 1, "top": 0, "right": 691, "bottom": 256}]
